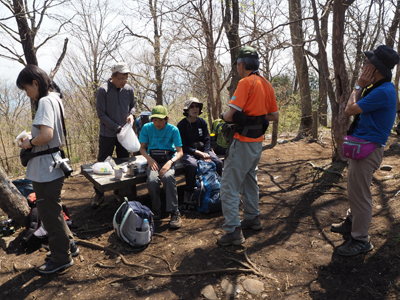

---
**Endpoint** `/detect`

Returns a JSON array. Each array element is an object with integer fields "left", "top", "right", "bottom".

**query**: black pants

[
  {"left": 96, "top": 135, "right": 130, "bottom": 196},
  {"left": 97, "top": 135, "right": 129, "bottom": 162},
  {"left": 181, "top": 152, "right": 223, "bottom": 193},
  {"left": 33, "top": 177, "right": 74, "bottom": 263}
]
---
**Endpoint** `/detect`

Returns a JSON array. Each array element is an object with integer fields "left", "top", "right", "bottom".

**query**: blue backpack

[{"left": 194, "top": 160, "right": 222, "bottom": 214}]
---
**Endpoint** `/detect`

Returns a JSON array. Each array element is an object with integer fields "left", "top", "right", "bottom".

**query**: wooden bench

[{"left": 81, "top": 155, "right": 223, "bottom": 201}]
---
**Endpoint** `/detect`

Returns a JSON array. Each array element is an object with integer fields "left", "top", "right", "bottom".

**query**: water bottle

[{"left": 142, "top": 218, "right": 149, "bottom": 232}]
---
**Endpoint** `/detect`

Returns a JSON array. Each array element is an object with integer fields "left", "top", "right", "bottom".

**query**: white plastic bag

[
  {"left": 117, "top": 123, "right": 140, "bottom": 152},
  {"left": 92, "top": 162, "right": 113, "bottom": 174}
]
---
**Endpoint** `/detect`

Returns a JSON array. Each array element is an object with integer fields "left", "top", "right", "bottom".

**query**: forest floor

[{"left": 1, "top": 130, "right": 400, "bottom": 300}]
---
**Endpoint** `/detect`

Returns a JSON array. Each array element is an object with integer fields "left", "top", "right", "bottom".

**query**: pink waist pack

[{"left": 342, "top": 135, "right": 377, "bottom": 160}]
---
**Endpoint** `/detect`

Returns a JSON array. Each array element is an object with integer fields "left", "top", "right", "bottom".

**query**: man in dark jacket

[{"left": 92, "top": 62, "right": 136, "bottom": 208}]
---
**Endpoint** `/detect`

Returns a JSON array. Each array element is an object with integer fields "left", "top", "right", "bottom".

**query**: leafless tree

[
  {"left": 0, "top": 0, "right": 71, "bottom": 115},
  {"left": 59, "top": 0, "right": 124, "bottom": 157},
  {"left": 288, "top": 0, "right": 313, "bottom": 137},
  {"left": 123, "top": 0, "right": 185, "bottom": 106}
]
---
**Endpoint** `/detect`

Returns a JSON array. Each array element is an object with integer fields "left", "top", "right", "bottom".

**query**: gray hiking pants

[
  {"left": 146, "top": 163, "right": 178, "bottom": 213},
  {"left": 346, "top": 146, "right": 384, "bottom": 242}
]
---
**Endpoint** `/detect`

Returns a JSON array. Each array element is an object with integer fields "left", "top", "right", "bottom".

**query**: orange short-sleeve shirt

[{"left": 230, "top": 74, "right": 278, "bottom": 142}]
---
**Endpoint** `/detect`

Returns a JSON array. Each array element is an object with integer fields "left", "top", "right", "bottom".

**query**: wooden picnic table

[{"left": 80, "top": 155, "right": 186, "bottom": 200}]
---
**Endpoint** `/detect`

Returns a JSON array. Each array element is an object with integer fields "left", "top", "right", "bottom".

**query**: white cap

[{"left": 111, "top": 62, "right": 130, "bottom": 74}]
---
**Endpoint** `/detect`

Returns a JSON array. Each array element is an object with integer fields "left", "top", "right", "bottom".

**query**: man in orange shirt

[{"left": 217, "top": 46, "right": 279, "bottom": 246}]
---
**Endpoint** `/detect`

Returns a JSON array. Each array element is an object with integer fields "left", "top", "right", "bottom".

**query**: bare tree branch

[{"left": 49, "top": 37, "right": 68, "bottom": 80}]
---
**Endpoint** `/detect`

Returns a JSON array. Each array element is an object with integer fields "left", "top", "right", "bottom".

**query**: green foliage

[{"left": 271, "top": 74, "right": 302, "bottom": 133}]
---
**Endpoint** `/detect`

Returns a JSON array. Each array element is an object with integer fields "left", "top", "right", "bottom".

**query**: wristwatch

[{"left": 354, "top": 85, "right": 363, "bottom": 91}]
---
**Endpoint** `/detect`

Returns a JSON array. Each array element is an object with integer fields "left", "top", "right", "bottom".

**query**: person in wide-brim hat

[{"left": 177, "top": 97, "right": 223, "bottom": 209}]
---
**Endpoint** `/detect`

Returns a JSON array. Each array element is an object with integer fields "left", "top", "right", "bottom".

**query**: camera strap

[{"left": 55, "top": 99, "right": 71, "bottom": 161}]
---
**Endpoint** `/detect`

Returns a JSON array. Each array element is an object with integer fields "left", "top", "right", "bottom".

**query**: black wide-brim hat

[{"left": 364, "top": 45, "right": 400, "bottom": 78}]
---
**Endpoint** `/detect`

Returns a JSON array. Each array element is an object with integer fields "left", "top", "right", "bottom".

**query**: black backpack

[{"left": 22, "top": 192, "right": 71, "bottom": 249}]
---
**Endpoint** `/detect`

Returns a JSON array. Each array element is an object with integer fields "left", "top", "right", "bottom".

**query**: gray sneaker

[
  {"left": 217, "top": 227, "right": 246, "bottom": 246},
  {"left": 240, "top": 215, "right": 262, "bottom": 230},
  {"left": 331, "top": 217, "right": 352, "bottom": 234},
  {"left": 170, "top": 210, "right": 182, "bottom": 229},
  {"left": 337, "top": 237, "right": 374, "bottom": 256},
  {"left": 37, "top": 259, "right": 74, "bottom": 274}
]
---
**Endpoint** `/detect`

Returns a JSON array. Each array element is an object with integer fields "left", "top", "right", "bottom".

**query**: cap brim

[
  {"left": 120, "top": 67, "right": 131, "bottom": 74},
  {"left": 150, "top": 114, "right": 167, "bottom": 119}
]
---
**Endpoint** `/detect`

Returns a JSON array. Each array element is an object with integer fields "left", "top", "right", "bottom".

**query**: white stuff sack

[{"left": 117, "top": 123, "right": 140, "bottom": 152}]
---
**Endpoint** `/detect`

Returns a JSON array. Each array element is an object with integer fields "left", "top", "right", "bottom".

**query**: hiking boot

[
  {"left": 47, "top": 241, "right": 80, "bottom": 259},
  {"left": 37, "top": 259, "right": 74, "bottom": 274},
  {"left": 217, "top": 227, "right": 246, "bottom": 246},
  {"left": 169, "top": 210, "right": 182, "bottom": 229},
  {"left": 331, "top": 217, "right": 352, "bottom": 234},
  {"left": 240, "top": 215, "right": 262, "bottom": 230},
  {"left": 91, "top": 192, "right": 104, "bottom": 209},
  {"left": 153, "top": 210, "right": 162, "bottom": 220},
  {"left": 337, "top": 237, "right": 374, "bottom": 256}
]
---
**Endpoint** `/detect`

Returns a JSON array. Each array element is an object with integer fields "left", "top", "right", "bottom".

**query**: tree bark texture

[
  {"left": 331, "top": 0, "right": 355, "bottom": 161},
  {"left": 386, "top": 1, "right": 400, "bottom": 49},
  {"left": 12, "top": 0, "right": 39, "bottom": 116},
  {"left": 0, "top": 167, "right": 30, "bottom": 226},
  {"left": 192, "top": 0, "right": 223, "bottom": 122},
  {"left": 149, "top": 0, "right": 163, "bottom": 105},
  {"left": 387, "top": 1, "right": 400, "bottom": 118},
  {"left": 349, "top": 0, "right": 375, "bottom": 90},
  {"left": 288, "top": 0, "right": 312, "bottom": 137},
  {"left": 317, "top": 4, "right": 330, "bottom": 127},
  {"left": 223, "top": 0, "right": 240, "bottom": 98}
]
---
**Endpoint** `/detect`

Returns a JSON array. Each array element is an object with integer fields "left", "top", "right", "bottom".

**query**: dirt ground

[{"left": 1, "top": 132, "right": 400, "bottom": 300}]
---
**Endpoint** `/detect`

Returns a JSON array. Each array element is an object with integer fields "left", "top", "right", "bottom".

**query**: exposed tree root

[
  {"left": 76, "top": 239, "right": 152, "bottom": 269},
  {"left": 306, "top": 161, "right": 343, "bottom": 177},
  {"left": 77, "top": 240, "right": 278, "bottom": 285}
]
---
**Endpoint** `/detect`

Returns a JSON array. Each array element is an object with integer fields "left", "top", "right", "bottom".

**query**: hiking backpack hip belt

[{"left": 237, "top": 114, "right": 268, "bottom": 139}]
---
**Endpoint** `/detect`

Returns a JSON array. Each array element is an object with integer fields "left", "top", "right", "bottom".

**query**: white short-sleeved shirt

[{"left": 26, "top": 92, "right": 65, "bottom": 182}]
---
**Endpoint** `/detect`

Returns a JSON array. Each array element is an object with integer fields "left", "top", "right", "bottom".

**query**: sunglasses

[{"left": 189, "top": 104, "right": 201, "bottom": 109}]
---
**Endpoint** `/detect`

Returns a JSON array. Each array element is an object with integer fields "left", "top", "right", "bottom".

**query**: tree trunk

[
  {"left": 150, "top": 0, "right": 163, "bottom": 105},
  {"left": 387, "top": 1, "right": 400, "bottom": 118},
  {"left": 223, "top": 0, "right": 241, "bottom": 97},
  {"left": 12, "top": 0, "right": 39, "bottom": 116},
  {"left": 331, "top": 0, "right": 355, "bottom": 161},
  {"left": 386, "top": 0, "right": 400, "bottom": 48},
  {"left": 0, "top": 167, "right": 30, "bottom": 226},
  {"left": 317, "top": 6, "right": 330, "bottom": 127},
  {"left": 288, "top": 0, "right": 312, "bottom": 137}
]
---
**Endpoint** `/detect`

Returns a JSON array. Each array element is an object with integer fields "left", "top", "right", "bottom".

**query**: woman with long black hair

[{"left": 17, "top": 65, "right": 77, "bottom": 274}]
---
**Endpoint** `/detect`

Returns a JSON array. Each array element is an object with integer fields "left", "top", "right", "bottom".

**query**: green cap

[
  {"left": 234, "top": 46, "right": 258, "bottom": 64},
  {"left": 150, "top": 105, "right": 168, "bottom": 119}
]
